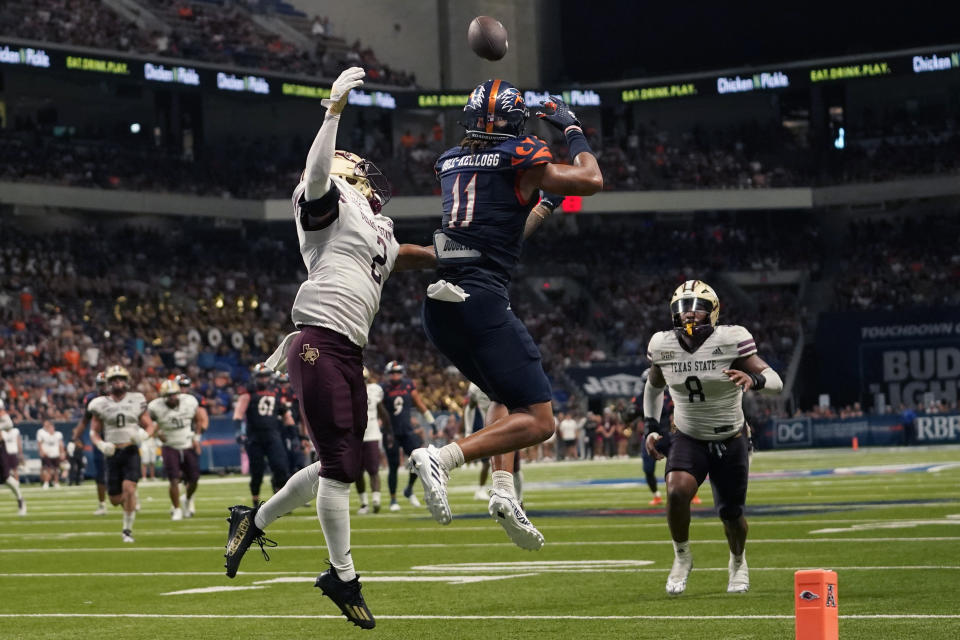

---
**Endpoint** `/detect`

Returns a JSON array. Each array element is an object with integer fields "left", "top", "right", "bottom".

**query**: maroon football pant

[{"left": 287, "top": 326, "right": 367, "bottom": 484}]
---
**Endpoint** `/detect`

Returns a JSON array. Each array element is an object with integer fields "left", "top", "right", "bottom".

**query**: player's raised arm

[
  {"left": 303, "top": 66, "right": 365, "bottom": 201},
  {"left": 530, "top": 96, "right": 603, "bottom": 195}
]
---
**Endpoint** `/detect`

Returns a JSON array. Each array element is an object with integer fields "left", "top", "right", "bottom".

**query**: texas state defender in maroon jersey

[{"left": 410, "top": 80, "right": 603, "bottom": 550}]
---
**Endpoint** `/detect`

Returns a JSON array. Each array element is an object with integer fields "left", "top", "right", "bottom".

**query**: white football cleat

[
  {"left": 357, "top": 504, "right": 369, "bottom": 515},
  {"left": 727, "top": 554, "right": 749, "bottom": 593},
  {"left": 389, "top": 501, "right": 401, "bottom": 512},
  {"left": 93, "top": 504, "right": 107, "bottom": 516},
  {"left": 474, "top": 487, "right": 489, "bottom": 500},
  {"left": 488, "top": 490, "right": 544, "bottom": 551},
  {"left": 171, "top": 507, "right": 183, "bottom": 521},
  {"left": 185, "top": 498, "right": 196, "bottom": 517},
  {"left": 407, "top": 446, "right": 451, "bottom": 525},
  {"left": 17, "top": 499, "right": 27, "bottom": 517},
  {"left": 121, "top": 529, "right": 135, "bottom": 543},
  {"left": 666, "top": 550, "right": 693, "bottom": 595}
]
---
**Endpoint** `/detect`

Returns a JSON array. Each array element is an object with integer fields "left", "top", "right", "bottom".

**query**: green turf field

[{"left": 2, "top": 446, "right": 959, "bottom": 639}]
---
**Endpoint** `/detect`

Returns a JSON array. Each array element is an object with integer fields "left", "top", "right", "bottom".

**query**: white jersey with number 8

[
  {"left": 290, "top": 176, "right": 399, "bottom": 348},
  {"left": 646, "top": 325, "right": 757, "bottom": 441}
]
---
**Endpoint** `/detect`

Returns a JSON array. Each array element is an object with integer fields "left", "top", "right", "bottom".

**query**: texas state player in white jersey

[
  {"left": 222, "top": 67, "right": 435, "bottom": 630},
  {"left": 149, "top": 379, "right": 206, "bottom": 520},
  {"left": 354, "top": 367, "right": 391, "bottom": 515},
  {"left": 88, "top": 365, "right": 156, "bottom": 543},
  {"left": 643, "top": 280, "right": 783, "bottom": 597},
  {"left": 0, "top": 400, "right": 26, "bottom": 515}
]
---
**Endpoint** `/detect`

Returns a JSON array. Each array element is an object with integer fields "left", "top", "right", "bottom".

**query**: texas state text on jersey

[{"left": 647, "top": 325, "right": 757, "bottom": 441}]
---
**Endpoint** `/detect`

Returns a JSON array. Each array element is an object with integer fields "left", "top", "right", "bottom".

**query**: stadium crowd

[{"left": 0, "top": 0, "right": 416, "bottom": 86}]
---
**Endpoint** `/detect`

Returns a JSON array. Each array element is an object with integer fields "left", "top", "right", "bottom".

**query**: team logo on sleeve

[
  {"left": 659, "top": 351, "right": 675, "bottom": 360},
  {"left": 299, "top": 344, "right": 320, "bottom": 365}
]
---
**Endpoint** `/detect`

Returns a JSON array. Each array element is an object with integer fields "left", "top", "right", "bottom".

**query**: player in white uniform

[
  {"left": 643, "top": 280, "right": 783, "bottom": 596},
  {"left": 37, "top": 421, "right": 65, "bottom": 489},
  {"left": 149, "top": 380, "right": 206, "bottom": 520},
  {"left": 0, "top": 400, "right": 26, "bottom": 515},
  {"left": 88, "top": 365, "right": 157, "bottom": 542},
  {"left": 222, "top": 67, "right": 436, "bottom": 630},
  {"left": 355, "top": 367, "right": 391, "bottom": 514},
  {"left": 463, "top": 382, "right": 493, "bottom": 499}
]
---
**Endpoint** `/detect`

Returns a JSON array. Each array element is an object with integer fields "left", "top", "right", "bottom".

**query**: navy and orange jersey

[
  {"left": 380, "top": 377, "right": 417, "bottom": 432},
  {"left": 434, "top": 135, "right": 553, "bottom": 295},
  {"left": 82, "top": 391, "right": 102, "bottom": 420},
  {"left": 241, "top": 388, "right": 287, "bottom": 434}
]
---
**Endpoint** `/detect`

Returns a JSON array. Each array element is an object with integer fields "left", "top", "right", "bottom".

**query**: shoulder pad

[{"left": 500, "top": 136, "right": 553, "bottom": 169}]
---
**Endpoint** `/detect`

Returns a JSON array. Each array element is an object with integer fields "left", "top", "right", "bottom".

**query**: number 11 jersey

[{"left": 646, "top": 325, "right": 757, "bottom": 441}]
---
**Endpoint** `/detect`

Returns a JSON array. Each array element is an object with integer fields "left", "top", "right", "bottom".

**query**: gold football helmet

[
  {"left": 670, "top": 280, "right": 720, "bottom": 336},
  {"left": 159, "top": 379, "right": 180, "bottom": 397},
  {"left": 330, "top": 150, "right": 392, "bottom": 212},
  {"left": 105, "top": 365, "right": 130, "bottom": 381}
]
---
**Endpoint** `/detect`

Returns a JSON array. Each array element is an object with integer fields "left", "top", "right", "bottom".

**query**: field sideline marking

[
  {"left": 1, "top": 536, "right": 959, "bottom": 553},
  {"left": 0, "top": 613, "right": 958, "bottom": 621},
  {"left": 1, "top": 566, "right": 959, "bottom": 578}
]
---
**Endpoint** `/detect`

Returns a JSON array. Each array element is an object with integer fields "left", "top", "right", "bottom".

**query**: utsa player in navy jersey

[
  {"left": 233, "top": 363, "right": 293, "bottom": 506},
  {"left": 276, "top": 372, "right": 310, "bottom": 473},
  {"left": 409, "top": 80, "right": 603, "bottom": 549},
  {"left": 380, "top": 361, "right": 436, "bottom": 511},
  {"left": 71, "top": 371, "right": 108, "bottom": 515}
]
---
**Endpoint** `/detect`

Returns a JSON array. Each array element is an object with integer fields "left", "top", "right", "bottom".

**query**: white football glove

[
  {"left": 95, "top": 440, "right": 116, "bottom": 457},
  {"left": 132, "top": 428, "right": 149, "bottom": 446},
  {"left": 321, "top": 66, "right": 365, "bottom": 116}
]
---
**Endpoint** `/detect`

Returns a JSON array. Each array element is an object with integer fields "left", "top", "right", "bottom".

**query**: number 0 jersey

[
  {"left": 646, "top": 325, "right": 757, "bottom": 441},
  {"left": 147, "top": 394, "right": 200, "bottom": 450},
  {"left": 88, "top": 392, "right": 148, "bottom": 445},
  {"left": 290, "top": 175, "right": 400, "bottom": 348}
]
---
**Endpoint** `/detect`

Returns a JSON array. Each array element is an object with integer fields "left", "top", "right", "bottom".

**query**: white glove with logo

[
  {"left": 96, "top": 440, "right": 117, "bottom": 457},
  {"left": 321, "top": 66, "right": 365, "bottom": 117}
]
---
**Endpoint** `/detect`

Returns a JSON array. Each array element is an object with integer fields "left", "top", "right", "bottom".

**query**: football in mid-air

[{"left": 468, "top": 16, "right": 508, "bottom": 61}]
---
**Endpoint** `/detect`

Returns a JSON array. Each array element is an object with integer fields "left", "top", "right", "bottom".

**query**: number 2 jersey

[
  {"left": 646, "top": 325, "right": 757, "bottom": 441},
  {"left": 434, "top": 135, "right": 553, "bottom": 296},
  {"left": 87, "top": 392, "right": 148, "bottom": 445},
  {"left": 147, "top": 394, "right": 200, "bottom": 450},
  {"left": 290, "top": 174, "right": 400, "bottom": 348}
]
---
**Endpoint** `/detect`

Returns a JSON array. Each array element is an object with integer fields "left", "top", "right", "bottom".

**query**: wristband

[
  {"left": 748, "top": 372, "right": 766, "bottom": 390},
  {"left": 643, "top": 418, "right": 661, "bottom": 438},
  {"left": 564, "top": 127, "right": 593, "bottom": 159}
]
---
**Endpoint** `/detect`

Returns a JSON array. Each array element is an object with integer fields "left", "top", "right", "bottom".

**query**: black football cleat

[
  {"left": 224, "top": 504, "right": 276, "bottom": 578},
  {"left": 315, "top": 564, "right": 375, "bottom": 629}
]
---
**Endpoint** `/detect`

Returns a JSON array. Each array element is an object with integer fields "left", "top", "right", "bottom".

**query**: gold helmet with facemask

[
  {"left": 330, "top": 150, "right": 392, "bottom": 213},
  {"left": 670, "top": 280, "right": 720, "bottom": 338}
]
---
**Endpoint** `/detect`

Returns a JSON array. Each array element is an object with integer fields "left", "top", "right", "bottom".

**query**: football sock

[
  {"left": 645, "top": 471, "right": 657, "bottom": 494},
  {"left": 6, "top": 476, "right": 22, "bottom": 501},
  {"left": 673, "top": 540, "right": 690, "bottom": 556},
  {"left": 731, "top": 550, "right": 744, "bottom": 564},
  {"left": 317, "top": 477, "right": 356, "bottom": 582},
  {"left": 360, "top": 491, "right": 369, "bottom": 507},
  {"left": 256, "top": 462, "right": 319, "bottom": 530},
  {"left": 122, "top": 511, "right": 135, "bottom": 531},
  {"left": 492, "top": 470, "right": 515, "bottom": 497},
  {"left": 437, "top": 443, "right": 464, "bottom": 472},
  {"left": 371, "top": 491, "right": 381, "bottom": 506},
  {"left": 513, "top": 470, "right": 524, "bottom": 502},
  {"left": 406, "top": 472, "right": 417, "bottom": 488}
]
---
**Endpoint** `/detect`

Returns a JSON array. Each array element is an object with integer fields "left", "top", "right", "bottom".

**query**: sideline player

[
  {"left": 643, "top": 280, "right": 783, "bottom": 595},
  {"left": 88, "top": 365, "right": 157, "bottom": 542},
  {"left": 409, "top": 80, "right": 602, "bottom": 549},
  {"left": 149, "top": 379, "right": 206, "bottom": 520},
  {"left": 233, "top": 363, "right": 293, "bottom": 506},
  {"left": 0, "top": 400, "right": 26, "bottom": 515},
  {"left": 276, "top": 372, "right": 309, "bottom": 473},
  {"left": 37, "top": 421, "right": 65, "bottom": 489},
  {"left": 73, "top": 372, "right": 108, "bottom": 514},
  {"left": 356, "top": 367, "right": 391, "bottom": 514},
  {"left": 222, "top": 67, "right": 436, "bottom": 629},
  {"left": 381, "top": 361, "right": 436, "bottom": 510}
]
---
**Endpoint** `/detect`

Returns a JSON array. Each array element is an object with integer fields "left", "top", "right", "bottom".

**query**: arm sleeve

[
  {"left": 642, "top": 376, "right": 665, "bottom": 423},
  {"left": 303, "top": 113, "right": 341, "bottom": 201},
  {"left": 758, "top": 367, "right": 783, "bottom": 395}
]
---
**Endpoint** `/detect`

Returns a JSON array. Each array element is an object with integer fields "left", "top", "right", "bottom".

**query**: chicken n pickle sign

[{"left": 816, "top": 309, "right": 960, "bottom": 408}]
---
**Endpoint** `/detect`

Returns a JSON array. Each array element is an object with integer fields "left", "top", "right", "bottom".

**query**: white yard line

[{"left": 0, "top": 613, "right": 957, "bottom": 620}]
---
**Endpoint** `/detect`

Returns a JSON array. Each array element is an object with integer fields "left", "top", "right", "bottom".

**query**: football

[{"left": 467, "top": 16, "right": 508, "bottom": 61}]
